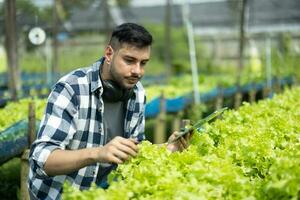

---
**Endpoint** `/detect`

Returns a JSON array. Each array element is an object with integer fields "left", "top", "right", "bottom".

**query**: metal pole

[
  {"left": 45, "top": 39, "right": 52, "bottom": 85},
  {"left": 237, "top": 0, "right": 248, "bottom": 87},
  {"left": 103, "top": 0, "right": 112, "bottom": 43},
  {"left": 234, "top": 0, "right": 248, "bottom": 109},
  {"left": 182, "top": 1, "right": 200, "bottom": 104},
  {"left": 165, "top": 0, "right": 172, "bottom": 80},
  {"left": 266, "top": 37, "right": 272, "bottom": 90},
  {"left": 52, "top": 0, "right": 59, "bottom": 76}
]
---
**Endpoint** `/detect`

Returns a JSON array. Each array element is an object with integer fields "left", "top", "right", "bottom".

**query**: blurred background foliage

[
  {"left": 0, "top": 1, "right": 300, "bottom": 199},
  {"left": 1, "top": 0, "right": 299, "bottom": 81}
]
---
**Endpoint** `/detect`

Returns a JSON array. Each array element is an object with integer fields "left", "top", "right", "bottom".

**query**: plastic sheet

[{"left": 0, "top": 120, "right": 39, "bottom": 164}]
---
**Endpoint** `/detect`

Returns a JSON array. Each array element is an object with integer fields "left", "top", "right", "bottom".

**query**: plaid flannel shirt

[{"left": 28, "top": 58, "right": 146, "bottom": 200}]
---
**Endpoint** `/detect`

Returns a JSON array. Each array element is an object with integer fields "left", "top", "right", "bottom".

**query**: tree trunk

[{"left": 4, "top": 0, "right": 20, "bottom": 101}]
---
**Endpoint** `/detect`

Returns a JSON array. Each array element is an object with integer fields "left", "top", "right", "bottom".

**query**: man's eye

[
  {"left": 141, "top": 62, "right": 148, "bottom": 66},
  {"left": 125, "top": 59, "right": 134, "bottom": 64}
]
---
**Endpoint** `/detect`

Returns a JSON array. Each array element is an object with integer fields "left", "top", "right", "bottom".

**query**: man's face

[{"left": 106, "top": 43, "right": 150, "bottom": 89}]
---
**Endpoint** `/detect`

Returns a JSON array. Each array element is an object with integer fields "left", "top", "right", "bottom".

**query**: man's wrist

[{"left": 89, "top": 147, "right": 103, "bottom": 163}]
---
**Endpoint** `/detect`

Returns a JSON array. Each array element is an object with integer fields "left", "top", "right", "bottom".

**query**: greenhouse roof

[
  {"left": 67, "top": 0, "right": 300, "bottom": 35},
  {"left": 1, "top": 0, "right": 299, "bottom": 36}
]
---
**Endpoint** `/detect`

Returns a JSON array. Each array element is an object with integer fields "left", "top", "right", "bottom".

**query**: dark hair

[{"left": 109, "top": 23, "right": 153, "bottom": 49}]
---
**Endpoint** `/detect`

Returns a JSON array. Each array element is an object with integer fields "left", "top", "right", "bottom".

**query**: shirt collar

[{"left": 90, "top": 57, "right": 104, "bottom": 93}]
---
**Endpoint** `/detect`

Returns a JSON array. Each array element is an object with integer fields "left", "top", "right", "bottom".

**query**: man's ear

[{"left": 104, "top": 45, "right": 114, "bottom": 64}]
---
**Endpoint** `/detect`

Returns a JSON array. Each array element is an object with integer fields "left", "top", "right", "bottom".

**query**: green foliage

[
  {"left": 145, "top": 73, "right": 236, "bottom": 101},
  {"left": 0, "top": 158, "right": 21, "bottom": 200},
  {"left": 184, "top": 103, "right": 206, "bottom": 124},
  {"left": 63, "top": 87, "right": 300, "bottom": 199},
  {"left": 20, "top": 35, "right": 104, "bottom": 73},
  {"left": 59, "top": 0, "right": 95, "bottom": 20},
  {"left": 116, "top": 0, "right": 131, "bottom": 7},
  {"left": 16, "top": 0, "right": 40, "bottom": 18},
  {"left": 0, "top": 46, "right": 6, "bottom": 73},
  {"left": 260, "top": 33, "right": 300, "bottom": 80},
  {"left": 144, "top": 24, "right": 194, "bottom": 74},
  {"left": 0, "top": 98, "right": 46, "bottom": 132}
]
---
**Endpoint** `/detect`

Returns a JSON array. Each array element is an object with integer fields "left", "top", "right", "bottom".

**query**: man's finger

[
  {"left": 179, "top": 137, "right": 188, "bottom": 149},
  {"left": 116, "top": 138, "right": 138, "bottom": 152},
  {"left": 183, "top": 131, "right": 194, "bottom": 141},
  {"left": 117, "top": 144, "right": 137, "bottom": 157},
  {"left": 109, "top": 156, "right": 123, "bottom": 164},
  {"left": 178, "top": 140, "right": 185, "bottom": 151},
  {"left": 121, "top": 140, "right": 138, "bottom": 152},
  {"left": 112, "top": 149, "right": 129, "bottom": 161}
]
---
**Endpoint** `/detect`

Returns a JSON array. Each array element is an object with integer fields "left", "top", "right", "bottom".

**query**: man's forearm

[{"left": 44, "top": 147, "right": 99, "bottom": 176}]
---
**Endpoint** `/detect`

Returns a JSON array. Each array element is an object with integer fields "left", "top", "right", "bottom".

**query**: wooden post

[
  {"left": 215, "top": 87, "right": 224, "bottom": 110},
  {"left": 180, "top": 119, "right": 190, "bottom": 131},
  {"left": 263, "top": 86, "right": 271, "bottom": 98},
  {"left": 234, "top": 91, "right": 242, "bottom": 109},
  {"left": 172, "top": 111, "right": 183, "bottom": 133},
  {"left": 28, "top": 101, "right": 36, "bottom": 145},
  {"left": 20, "top": 150, "right": 30, "bottom": 200},
  {"left": 249, "top": 84, "right": 256, "bottom": 103},
  {"left": 4, "top": 0, "right": 20, "bottom": 101},
  {"left": 249, "top": 89, "right": 256, "bottom": 103},
  {"left": 273, "top": 78, "right": 282, "bottom": 94},
  {"left": 20, "top": 101, "right": 36, "bottom": 200},
  {"left": 154, "top": 93, "right": 166, "bottom": 144},
  {"left": 292, "top": 75, "right": 298, "bottom": 86}
]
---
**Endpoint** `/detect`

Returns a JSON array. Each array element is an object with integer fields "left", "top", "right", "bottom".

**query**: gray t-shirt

[
  {"left": 96, "top": 100, "right": 124, "bottom": 188},
  {"left": 103, "top": 100, "right": 124, "bottom": 143}
]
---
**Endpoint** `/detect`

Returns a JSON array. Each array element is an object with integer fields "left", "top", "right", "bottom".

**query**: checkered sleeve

[{"left": 30, "top": 82, "right": 78, "bottom": 179}]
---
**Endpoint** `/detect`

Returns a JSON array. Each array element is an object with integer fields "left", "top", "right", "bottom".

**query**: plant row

[
  {"left": 63, "top": 87, "right": 300, "bottom": 199},
  {"left": 0, "top": 98, "right": 46, "bottom": 132}
]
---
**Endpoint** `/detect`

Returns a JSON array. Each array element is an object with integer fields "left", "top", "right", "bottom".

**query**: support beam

[
  {"left": 235, "top": 0, "right": 248, "bottom": 109},
  {"left": 4, "top": 0, "right": 20, "bottom": 101},
  {"left": 20, "top": 101, "right": 36, "bottom": 200},
  {"left": 154, "top": 93, "right": 166, "bottom": 144},
  {"left": 52, "top": 0, "right": 59, "bottom": 76},
  {"left": 165, "top": 0, "right": 172, "bottom": 79}
]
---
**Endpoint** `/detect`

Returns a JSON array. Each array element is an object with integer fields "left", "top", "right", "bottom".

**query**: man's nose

[{"left": 131, "top": 63, "right": 142, "bottom": 75}]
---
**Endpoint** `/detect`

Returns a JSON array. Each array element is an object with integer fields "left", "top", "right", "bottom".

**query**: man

[{"left": 28, "top": 23, "right": 192, "bottom": 200}]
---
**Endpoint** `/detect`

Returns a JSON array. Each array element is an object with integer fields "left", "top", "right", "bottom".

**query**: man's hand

[
  {"left": 166, "top": 131, "right": 193, "bottom": 152},
  {"left": 44, "top": 136, "right": 138, "bottom": 176},
  {"left": 95, "top": 136, "right": 139, "bottom": 164}
]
